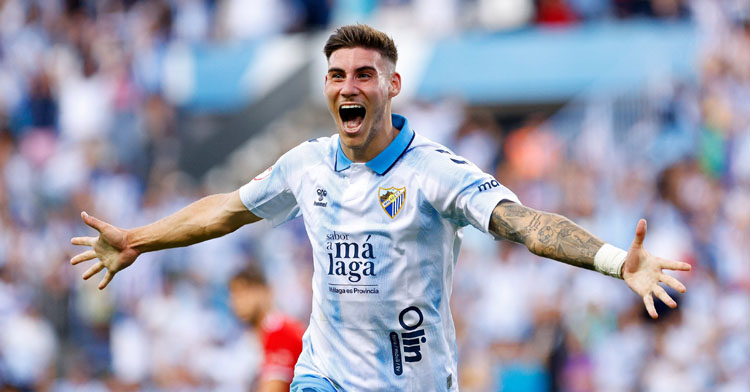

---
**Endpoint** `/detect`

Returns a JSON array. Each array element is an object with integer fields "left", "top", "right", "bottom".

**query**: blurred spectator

[
  {"left": 57, "top": 48, "right": 113, "bottom": 142},
  {"left": 288, "top": 0, "right": 332, "bottom": 32},
  {"left": 478, "top": 0, "right": 534, "bottom": 30},
  {"left": 503, "top": 116, "right": 563, "bottom": 182},
  {"left": 536, "top": 0, "right": 579, "bottom": 25},
  {"left": 0, "top": 306, "right": 58, "bottom": 390},
  {"left": 453, "top": 110, "right": 502, "bottom": 174},
  {"left": 229, "top": 264, "right": 305, "bottom": 392},
  {"left": 568, "top": 0, "right": 612, "bottom": 21},
  {"left": 216, "top": 0, "right": 292, "bottom": 40},
  {"left": 613, "top": 0, "right": 690, "bottom": 19}
]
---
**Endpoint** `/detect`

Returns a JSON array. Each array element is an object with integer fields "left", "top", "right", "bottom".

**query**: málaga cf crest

[{"left": 378, "top": 187, "right": 406, "bottom": 219}]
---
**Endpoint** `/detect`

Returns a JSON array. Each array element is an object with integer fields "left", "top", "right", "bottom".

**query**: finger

[
  {"left": 630, "top": 219, "right": 647, "bottom": 249},
  {"left": 660, "top": 273, "right": 687, "bottom": 293},
  {"left": 660, "top": 259, "right": 692, "bottom": 272},
  {"left": 71, "top": 250, "right": 97, "bottom": 265},
  {"left": 71, "top": 236, "right": 97, "bottom": 247},
  {"left": 81, "top": 211, "right": 107, "bottom": 232},
  {"left": 82, "top": 261, "right": 105, "bottom": 280},
  {"left": 643, "top": 293, "right": 658, "bottom": 319},
  {"left": 99, "top": 270, "right": 115, "bottom": 290},
  {"left": 653, "top": 285, "right": 677, "bottom": 308}
]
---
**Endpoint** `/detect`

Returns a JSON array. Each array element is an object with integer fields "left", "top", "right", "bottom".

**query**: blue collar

[{"left": 335, "top": 114, "right": 415, "bottom": 175}]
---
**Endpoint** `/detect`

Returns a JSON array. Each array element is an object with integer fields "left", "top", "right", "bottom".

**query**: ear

[{"left": 389, "top": 72, "right": 401, "bottom": 98}]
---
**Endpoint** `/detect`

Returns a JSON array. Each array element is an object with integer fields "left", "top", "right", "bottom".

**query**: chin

[
  {"left": 339, "top": 129, "right": 367, "bottom": 148},
  {"left": 341, "top": 140, "right": 369, "bottom": 154}
]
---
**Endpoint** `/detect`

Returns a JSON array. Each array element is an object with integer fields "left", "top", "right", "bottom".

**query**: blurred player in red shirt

[{"left": 229, "top": 265, "right": 305, "bottom": 392}]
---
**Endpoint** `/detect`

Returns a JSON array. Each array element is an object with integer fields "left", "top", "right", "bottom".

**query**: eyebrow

[{"left": 327, "top": 66, "right": 378, "bottom": 74}]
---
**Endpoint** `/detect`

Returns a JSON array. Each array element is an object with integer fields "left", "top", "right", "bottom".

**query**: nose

[{"left": 340, "top": 75, "right": 359, "bottom": 98}]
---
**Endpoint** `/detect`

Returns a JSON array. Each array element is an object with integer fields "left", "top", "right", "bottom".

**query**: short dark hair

[
  {"left": 324, "top": 24, "right": 398, "bottom": 65},
  {"left": 230, "top": 264, "right": 267, "bottom": 286}
]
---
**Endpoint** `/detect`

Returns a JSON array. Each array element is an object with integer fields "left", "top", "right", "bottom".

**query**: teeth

[{"left": 341, "top": 104, "right": 364, "bottom": 109}]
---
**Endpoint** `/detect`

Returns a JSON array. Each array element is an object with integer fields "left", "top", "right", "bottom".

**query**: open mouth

[{"left": 339, "top": 104, "right": 366, "bottom": 133}]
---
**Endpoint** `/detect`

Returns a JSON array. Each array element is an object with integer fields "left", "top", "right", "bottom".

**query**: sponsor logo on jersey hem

[
  {"left": 390, "top": 306, "right": 427, "bottom": 375},
  {"left": 390, "top": 332, "right": 403, "bottom": 375},
  {"left": 378, "top": 187, "right": 406, "bottom": 219}
]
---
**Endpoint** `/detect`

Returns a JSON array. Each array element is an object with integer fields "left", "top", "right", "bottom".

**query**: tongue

[{"left": 344, "top": 115, "right": 363, "bottom": 131}]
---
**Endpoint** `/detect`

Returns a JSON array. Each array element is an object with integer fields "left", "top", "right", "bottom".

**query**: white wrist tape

[{"left": 594, "top": 244, "right": 627, "bottom": 279}]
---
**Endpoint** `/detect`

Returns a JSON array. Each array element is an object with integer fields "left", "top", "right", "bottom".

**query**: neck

[
  {"left": 249, "top": 297, "right": 273, "bottom": 329},
  {"left": 250, "top": 308, "right": 270, "bottom": 329}
]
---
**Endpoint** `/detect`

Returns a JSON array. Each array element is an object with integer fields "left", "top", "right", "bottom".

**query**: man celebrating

[{"left": 71, "top": 25, "right": 690, "bottom": 391}]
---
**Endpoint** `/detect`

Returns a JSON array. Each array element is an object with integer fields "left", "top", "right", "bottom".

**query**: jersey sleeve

[
  {"left": 423, "top": 150, "right": 520, "bottom": 233},
  {"left": 239, "top": 150, "right": 301, "bottom": 227}
]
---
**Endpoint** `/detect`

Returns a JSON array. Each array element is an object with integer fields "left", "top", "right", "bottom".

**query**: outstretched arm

[
  {"left": 489, "top": 200, "right": 691, "bottom": 318},
  {"left": 489, "top": 200, "right": 603, "bottom": 271},
  {"left": 71, "top": 190, "right": 260, "bottom": 289}
]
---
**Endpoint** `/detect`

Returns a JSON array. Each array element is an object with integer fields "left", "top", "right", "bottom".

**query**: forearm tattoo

[{"left": 489, "top": 201, "right": 604, "bottom": 270}]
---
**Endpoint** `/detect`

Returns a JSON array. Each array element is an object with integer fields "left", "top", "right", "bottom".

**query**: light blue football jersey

[{"left": 239, "top": 114, "right": 520, "bottom": 391}]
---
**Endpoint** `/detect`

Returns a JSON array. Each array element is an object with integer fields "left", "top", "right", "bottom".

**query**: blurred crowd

[{"left": 0, "top": 0, "right": 748, "bottom": 391}]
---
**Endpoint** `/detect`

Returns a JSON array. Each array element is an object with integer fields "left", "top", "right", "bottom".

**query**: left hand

[{"left": 622, "top": 219, "right": 692, "bottom": 318}]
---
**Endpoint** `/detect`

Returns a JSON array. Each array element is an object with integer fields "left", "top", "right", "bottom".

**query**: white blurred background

[{"left": 0, "top": 0, "right": 748, "bottom": 391}]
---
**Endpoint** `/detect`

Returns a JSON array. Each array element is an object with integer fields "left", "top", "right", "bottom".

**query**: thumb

[
  {"left": 630, "top": 218, "right": 647, "bottom": 250},
  {"left": 81, "top": 211, "right": 107, "bottom": 233}
]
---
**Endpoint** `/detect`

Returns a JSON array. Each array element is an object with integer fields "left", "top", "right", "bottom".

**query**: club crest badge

[{"left": 378, "top": 187, "right": 406, "bottom": 219}]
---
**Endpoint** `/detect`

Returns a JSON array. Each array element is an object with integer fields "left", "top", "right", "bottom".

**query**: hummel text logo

[{"left": 314, "top": 188, "right": 328, "bottom": 207}]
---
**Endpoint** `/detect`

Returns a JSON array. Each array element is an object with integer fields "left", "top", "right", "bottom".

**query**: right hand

[
  {"left": 70, "top": 211, "right": 139, "bottom": 289},
  {"left": 622, "top": 219, "right": 691, "bottom": 318}
]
